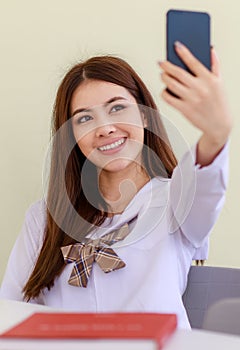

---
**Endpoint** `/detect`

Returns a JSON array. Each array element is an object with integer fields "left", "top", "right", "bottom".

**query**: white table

[{"left": 1, "top": 299, "right": 240, "bottom": 350}]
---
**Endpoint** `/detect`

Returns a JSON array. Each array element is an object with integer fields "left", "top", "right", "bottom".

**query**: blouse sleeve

[
  {"left": 169, "top": 141, "right": 229, "bottom": 248},
  {"left": 0, "top": 200, "right": 46, "bottom": 301}
]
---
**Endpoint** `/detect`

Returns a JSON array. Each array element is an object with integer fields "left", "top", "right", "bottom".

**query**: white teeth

[{"left": 98, "top": 138, "right": 125, "bottom": 151}]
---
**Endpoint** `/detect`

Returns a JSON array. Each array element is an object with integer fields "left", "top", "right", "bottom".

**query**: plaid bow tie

[{"left": 61, "top": 222, "right": 131, "bottom": 288}]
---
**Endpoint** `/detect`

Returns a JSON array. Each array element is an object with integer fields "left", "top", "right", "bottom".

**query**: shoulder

[
  {"left": 20, "top": 199, "right": 47, "bottom": 253},
  {"left": 0, "top": 200, "right": 47, "bottom": 300},
  {"left": 24, "top": 199, "right": 46, "bottom": 226}
]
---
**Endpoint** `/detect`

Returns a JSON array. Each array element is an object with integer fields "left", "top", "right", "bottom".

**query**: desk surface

[{"left": 1, "top": 299, "right": 240, "bottom": 350}]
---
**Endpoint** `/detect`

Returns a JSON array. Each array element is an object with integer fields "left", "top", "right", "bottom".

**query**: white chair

[
  {"left": 202, "top": 298, "right": 240, "bottom": 335},
  {"left": 182, "top": 266, "right": 240, "bottom": 330}
]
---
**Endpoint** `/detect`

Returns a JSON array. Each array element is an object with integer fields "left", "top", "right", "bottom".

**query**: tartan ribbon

[{"left": 61, "top": 222, "right": 131, "bottom": 288}]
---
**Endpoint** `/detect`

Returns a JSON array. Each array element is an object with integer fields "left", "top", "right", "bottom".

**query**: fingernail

[
  {"left": 174, "top": 41, "right": 183, "bottom": 49},
  {"left": 157, "top": 61, "right": 164, "bottom": 66}
]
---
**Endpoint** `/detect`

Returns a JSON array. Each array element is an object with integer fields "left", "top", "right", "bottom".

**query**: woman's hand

[{"left": 159, "top": 42, "right": 233, "bottom": 166}]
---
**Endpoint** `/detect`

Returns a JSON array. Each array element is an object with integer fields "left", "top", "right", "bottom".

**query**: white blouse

[{"left": 0, "top": 143, "right": 229, "bottom": 329}]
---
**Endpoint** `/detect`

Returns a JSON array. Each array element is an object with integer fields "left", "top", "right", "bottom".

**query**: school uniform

[{"left": 0, "top": 142, "right": 228, "bottom": 329}]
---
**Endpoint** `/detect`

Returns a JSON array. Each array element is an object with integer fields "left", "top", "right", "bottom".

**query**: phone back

[{"left": 167, "top": 9, "right": 211, "bottom": 72}]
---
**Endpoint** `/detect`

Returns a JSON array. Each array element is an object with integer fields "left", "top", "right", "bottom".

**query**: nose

[{"left": 95, "top": 122, "right": 117, "bottom": 137}]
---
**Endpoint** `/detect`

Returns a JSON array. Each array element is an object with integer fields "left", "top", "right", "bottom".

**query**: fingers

[
  {"left": 159, "top": 43, "right": 221, "bottom": 102},
  {"left": 160, "top": 42, "right": 219, "bottom": 85},
  {"left": 159, "top": 60, "right": 196, "bottom": 89},
  {"left": 161, "top": 88, "right": 185, "bottom": 110},
  {"left": 161, "top": 72, "right": 189, "bottom": 99},
  {"left": 158, "top": 42, "right": 231, "bottom": 150},
  {"left": 174, "top": 41, "right": 210, "bottom": 77}
]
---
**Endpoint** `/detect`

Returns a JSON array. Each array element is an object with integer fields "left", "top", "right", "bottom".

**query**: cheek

[
  {"left": 76, "top": 135, "right": 93, "bottom": 158},
  {"left": 72, "top": 124, "right": 95, "bottom": 158},
  {"left": 129, "top": 125, "right": 145, "bottom": 144}
]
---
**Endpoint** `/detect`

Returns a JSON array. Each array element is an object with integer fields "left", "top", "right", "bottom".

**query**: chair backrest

[
  {"left": 202, "top": 298, "right": 240, "bottom": 335},
  {"left": 182, "top": 266, "right": 240, "bottom": 329}
]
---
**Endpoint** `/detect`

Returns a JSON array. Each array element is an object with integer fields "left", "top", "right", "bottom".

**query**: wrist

[{"left": 196, "top": 134, "right": 228, "bottom": 167}]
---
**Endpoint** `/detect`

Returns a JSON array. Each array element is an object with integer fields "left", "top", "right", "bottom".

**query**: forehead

[{"left": 70, "top": 80, "right": 136, "bottom": 112}]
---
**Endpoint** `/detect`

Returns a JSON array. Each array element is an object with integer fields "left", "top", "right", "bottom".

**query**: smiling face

[{"left": 70, "top": 79, "right": 147, "bottom": 174}]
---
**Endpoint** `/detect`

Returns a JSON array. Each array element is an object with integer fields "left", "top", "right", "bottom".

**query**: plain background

[{"left": 0, "top": 0, "right": 239, "bottom": 282}]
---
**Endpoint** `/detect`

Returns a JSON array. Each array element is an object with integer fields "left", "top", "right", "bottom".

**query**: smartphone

[{"left": 167, "top": 9, "right": 211, "bottom": 73}]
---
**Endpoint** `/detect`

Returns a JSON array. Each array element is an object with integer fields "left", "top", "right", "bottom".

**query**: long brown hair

[{"left": 23, "top": 55, "right": 177, "bottom": 300}]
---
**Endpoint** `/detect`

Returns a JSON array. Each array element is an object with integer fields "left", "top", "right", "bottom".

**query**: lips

[{"left": 97, "top": 138, "right": 126, "bottom": 152}]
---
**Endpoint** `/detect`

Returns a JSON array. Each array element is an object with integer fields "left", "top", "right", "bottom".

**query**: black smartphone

[{"left": 167, "top": 9, "right": 211, "bottom": 73}]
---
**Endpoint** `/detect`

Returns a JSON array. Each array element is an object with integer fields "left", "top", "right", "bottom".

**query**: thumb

[{"left": 211, "top": 47, "right": 221, "bottom": 77}]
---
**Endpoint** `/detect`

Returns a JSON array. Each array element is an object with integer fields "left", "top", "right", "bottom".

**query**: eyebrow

[{"left": 71, "top": 96, "right": 128, "bottom": 117}]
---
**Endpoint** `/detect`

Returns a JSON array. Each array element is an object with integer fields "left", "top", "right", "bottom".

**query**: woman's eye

[
  {"left": 110, "top": 104, "right": 126, "bottom": 113},
  {"left": 76, "top": 115, "right": 93, "bottom": 124}
]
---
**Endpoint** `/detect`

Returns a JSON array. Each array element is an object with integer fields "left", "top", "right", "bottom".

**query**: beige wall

[{"left": 0, "top": 0, "right": 239, "bottom": 282}]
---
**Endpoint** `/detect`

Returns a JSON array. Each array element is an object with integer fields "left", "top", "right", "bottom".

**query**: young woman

[{"left": 0, "top": 42, "right": 232, "bottom": 329}]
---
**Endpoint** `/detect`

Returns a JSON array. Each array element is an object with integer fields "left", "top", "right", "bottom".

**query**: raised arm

[{"left": 159, "top": 42, "right": 232, "bottom": 166}]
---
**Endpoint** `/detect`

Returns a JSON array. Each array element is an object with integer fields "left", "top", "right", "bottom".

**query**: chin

[{"left": 100, "top": 159, "right": 135, "bottom": 173}]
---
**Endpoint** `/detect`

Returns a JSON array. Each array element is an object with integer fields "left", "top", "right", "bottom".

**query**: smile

[{"left": 97, "top": 138, "right": 126, "bottom": 151}]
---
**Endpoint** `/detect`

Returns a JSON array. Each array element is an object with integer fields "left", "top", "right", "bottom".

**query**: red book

[{"left": 0, "top": 312, "right": 177, "bottom": 349}]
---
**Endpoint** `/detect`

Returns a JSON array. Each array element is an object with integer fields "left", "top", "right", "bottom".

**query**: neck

[{"left": 98, "top": 163, "right": 150, "bottom": 216}]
